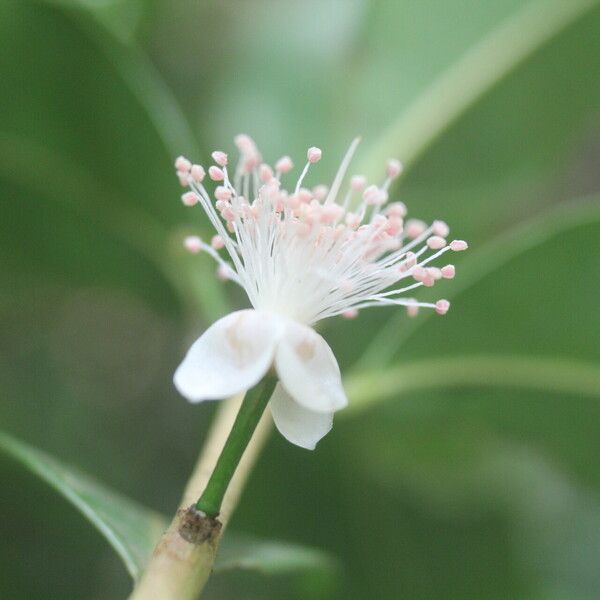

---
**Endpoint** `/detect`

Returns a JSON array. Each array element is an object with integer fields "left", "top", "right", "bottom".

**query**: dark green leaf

[
  {"left": 0, "top": 430, "right": 338, "bottom": 583},
  {"left": 0, "top": 430, "right": 166, "bottom": 580}
]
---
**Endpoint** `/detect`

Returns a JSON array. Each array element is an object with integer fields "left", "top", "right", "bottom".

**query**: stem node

[{"left": 178, "top": 505, "right": 222, "bottom": 546}]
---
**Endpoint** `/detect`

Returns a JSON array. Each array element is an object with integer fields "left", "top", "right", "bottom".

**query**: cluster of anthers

[{"left": 175, "top": 135, "right": 467, "bottom": 325}]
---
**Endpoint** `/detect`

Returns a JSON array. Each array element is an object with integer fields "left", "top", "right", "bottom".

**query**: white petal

[
  {"left": 274, "top": 321, "right": 347, "bottom": 413},
  {"left": 174, "top": 310, "right": 281, "bottom": 402},
  {"left": 269, "top": 384, "right": 333, "bottom": 450}
]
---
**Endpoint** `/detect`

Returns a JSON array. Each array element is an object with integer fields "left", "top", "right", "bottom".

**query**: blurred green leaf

[
  {"left": 0, "top": 429, "right": 166, "bottom": 580},
  {"left": 41, "top": 0, "right": 199, "bottom": 158},
  {"left": 0, "top": 430, "right": 338, "bottom": 584},
  {"left": 357, "top": 198, "right": 600, "bottom": 369},
  {"left": 358, "top": 0, "right": 597, "bottom": 174},
  {"left": 43, "top": 0, "right": 147, "bottom": 43},
  {"left": 346, "top": 355, "right": 600, "bottom": 415},
  {"left": 215, "top": 534, "right": 339, "bottom": 577},
  {"left": 0, "top": 0, "right": 226, "bottom": 320},
  {"left": 344, "top": 0, "right": 600, "bottom": 258}
]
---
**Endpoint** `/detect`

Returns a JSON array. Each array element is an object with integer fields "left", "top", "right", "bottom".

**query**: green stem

[{"left": 196, "top": 374, "right": 277, "bottom": 517}]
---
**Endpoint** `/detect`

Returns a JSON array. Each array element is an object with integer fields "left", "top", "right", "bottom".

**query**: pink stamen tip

[
  {"left": 412, "top": 266, "right": 427, "bottom": 282},
  {"left": 190, "top": 164, "right": 205, "bottom": 183},
  {"left": 350, "top": 175, "right": 367, "bottom": 192},
  {"left": 432, "top": 220, "right": 450, "bottom": 237},
  {"left": 184, "top": 235, "right": 202, "bottom": 253},
  {"left": 215, "top": 186, "right": 233, "bottom": 201},
  {"left": 208, "top": 166, "right": 225, "bottom": 181},
  {"left": 181, "top": 191, "right": 199, "bottom": 206},
  {"left": 275, "top": 156, "right": 294, "bottom": 173},
  {"left": 386, "top": 202, "right": 407, "bottom": 218},
  {"left": 435, "top": 299, "right": 450, "bottom": 315},
  {"left": 386, "top": 216, "right": 403, "bottom": 236},
  {"left": 427, "top": 236, "right": 447, "bottom": 250},
  {"left": 211, "top": 151, "right": 228, "bottom": 167},
  {"left": 427, "top": 267, "right": 442, "bottom": 280},
  {"left": 386, "top": 158, "right": 403, "bottom": 178},
  {"left": 405, "top": 219, "right": 427, "bottom": 239},
  {"left": 175, "top": 156, "right": 191, "bottom": 172},
  {"left": 234, "top": 133, "right": 254, "bottom": 150},
  {"left": 177, "top": 171, "right": 191, "bottom": 187},
  {"left": 259, "top": 164, "right": 274, "bottom": 182},
  {"left": 211, "top": 235, "right": 225, "bottom": 250},
  {"left": 220, "top": 205, "right": 236, "bottom": 222},
  {"left": 450, "top": 240, "right": 468, "bottom": 251},
  {"left": 342, "top": 308, "right": 359, "bottom": 319},
  {"left": 363, "top": 184, "right": 384, "bottom": 205},
  {"left": 441, "top": 264, "right": 455, "bottom": 279},
  {"left": 307, "top": 147, "right": 322, "bottom": 163}
]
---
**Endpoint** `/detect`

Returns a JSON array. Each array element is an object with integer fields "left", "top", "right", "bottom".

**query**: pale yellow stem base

[{"left": 129, "top": 396, "right": 272, "bottom": 600}]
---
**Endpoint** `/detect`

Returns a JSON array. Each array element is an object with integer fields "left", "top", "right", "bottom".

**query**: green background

[{"left": 1, "top": 0, "right": 600, "bottom": 598}]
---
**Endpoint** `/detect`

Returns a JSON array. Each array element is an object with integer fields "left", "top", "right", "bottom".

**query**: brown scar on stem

[{"left": 178, "top": 505, "right": 222, "bottom": 545}]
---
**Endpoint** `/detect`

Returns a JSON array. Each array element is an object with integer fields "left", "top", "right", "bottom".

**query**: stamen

[
  {"left": 275, "top": 156, "right": 294, "bottom": 174},
  {"left": 191, "top": 164, "right": 205, "bottom": 183},
  {"left": 386, "top": 159, "right": 403, "bottom": 179},
  {"left": 175, "top": 135, "right": 467, "bottom": 325},
  {"left": 184, "top": 235, "right": 202, "bottom": 254},
  {"left": 211, "top": 235, "right": 225, "bottom": 250},
  {"left": 324, "top": 137, "right": 360, "bottom": 205},
  {"left": 181, "top": 192, "right": 199, "bottom": 206},
  {"left": 435, "top": 299, "right": 450, "bottom": 315},
  {"left": 292, "top": 147, "right": 322, "bottom": 195},
  {"left": 450, "top": 240, "right": 468, "bottom": 251},
  {"left": 209, "top": 166, "right": 225, "bottom": 181},
  {"left": 307, "top": 147, "right": 322, "bottom": 163},
  {"left": 175, "top": 156, "right": 192, "bottom": 172},
  {"left": 211, "top": 151, "right": 228, "bottom": 167}
]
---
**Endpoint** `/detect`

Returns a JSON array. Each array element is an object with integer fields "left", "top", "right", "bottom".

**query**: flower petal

[
  {"left": 269, "top": 384, "right": 333, "bottom": 450},
  {"left": 274, "top": 321, "right": 347, "bottom": 413},
  {"left": 174, "top": 310, "right": 281, "bottom": 402}
]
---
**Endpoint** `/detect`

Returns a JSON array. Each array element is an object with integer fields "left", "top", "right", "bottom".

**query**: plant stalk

[
  {"left": 129, "top": 376, "right": 276, "bottom": 600},
  {"left": 196, "top": 374, "right": 277, "bottom": 517}
]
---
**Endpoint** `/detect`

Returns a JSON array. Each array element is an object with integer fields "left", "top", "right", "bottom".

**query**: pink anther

[
  {"left": 307, "top": 147, "right": 322, "bottom": 163},
  {"left": 450, "top": 240, "right": 468, "bottom": 251},
  {"left": 386, "top": 159, "right": 403, "bottom": 178},
  {"left": 441, "top": 265, "right": 455, "bottom": 279},
  {"left": 184, "top": 235, "right": 202, "bottom": 253},
  {"left": 275, "top": 156, "right": 294, "bottom": 173},
  {"left": 190, "top": 164, "right": 205, "bottom": 183},
  {"left": 181, "top": 192, "right": 199, "bottom": 206},
  {"left": 208, "top": 166, "right": 225, "bottom": 181},
  {"left": 211, "top": 151, "right": 228, "bottom": 167},
  {"left": 211, "top": 235, "right": 225, "bottom": 250},
  {"left": 435, "top": 299, "right": 450, "bottom": 315},
  {"left": 175, "top": 156, "right": 191, "bottom": 172}
]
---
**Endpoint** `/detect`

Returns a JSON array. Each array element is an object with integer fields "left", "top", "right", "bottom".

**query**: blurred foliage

[
  {"left": 2, "top": 0, "right": 600, "bottom": 598},
  {"left": 0, "top": 430, "right": 337, "bottom": 591}
]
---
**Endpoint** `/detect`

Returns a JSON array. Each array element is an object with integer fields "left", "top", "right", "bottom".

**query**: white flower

[{"left": 173, "top": 135, "right": 467, "bottom": 449}]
